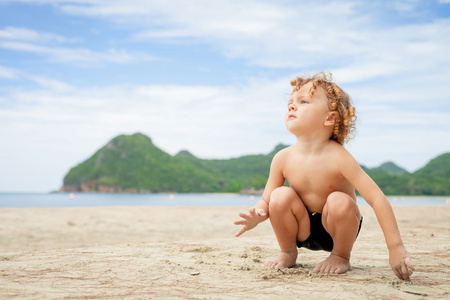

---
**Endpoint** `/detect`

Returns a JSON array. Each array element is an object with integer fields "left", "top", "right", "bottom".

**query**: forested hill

[
  {"left": 61, "top": 133, "right": 278, "bottom": 193},
  {"left": 61, "top": 133, "right": 450, "bottom": 195},
  {"left": 364, "top": 153, "right": 450, "bottom": 196}
]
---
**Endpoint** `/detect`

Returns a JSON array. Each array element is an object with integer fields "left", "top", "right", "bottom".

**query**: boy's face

[{"left": 285, "top": 82, "right": 331, "bottom": 136}]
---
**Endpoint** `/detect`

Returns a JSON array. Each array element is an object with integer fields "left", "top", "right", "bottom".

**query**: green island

[{"left": 61, "top": 133, "right": 450, "bottom": 196}]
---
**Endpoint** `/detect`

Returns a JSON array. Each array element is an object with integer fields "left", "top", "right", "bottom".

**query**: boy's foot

[
  {"left": 314, "top": 253, "right": 351, "bottom": 274},
  {"left": 264, "top": 251, "right": 297, "bottom": 269}
]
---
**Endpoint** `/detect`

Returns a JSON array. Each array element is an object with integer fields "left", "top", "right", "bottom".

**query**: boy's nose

[{"left": 288, "top": 105, "right": 295, "bottom": 111}]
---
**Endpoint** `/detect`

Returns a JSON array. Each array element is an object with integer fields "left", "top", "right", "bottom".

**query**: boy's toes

[
  {"left": 317, "top": 264, "right": 328, "bottom": 273},
  {"left": 264, "top": 260, "right": 276, "bottom": 268},
  {"left": 330, "top": 266, "right": 341, "bottom": 274}
]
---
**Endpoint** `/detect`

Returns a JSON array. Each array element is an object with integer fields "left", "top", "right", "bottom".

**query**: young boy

[{"left": 234, "top": 72, "right": 414, "bottom": 280}]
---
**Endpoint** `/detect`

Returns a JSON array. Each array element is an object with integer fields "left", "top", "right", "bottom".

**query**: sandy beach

[{"left": 1, "top": 205, "right": 449, "bottom": 299}]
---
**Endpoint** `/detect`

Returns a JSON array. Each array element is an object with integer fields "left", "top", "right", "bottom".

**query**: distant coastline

[{"left": 60, "top": 133, "right": 450, "bottom": 196}]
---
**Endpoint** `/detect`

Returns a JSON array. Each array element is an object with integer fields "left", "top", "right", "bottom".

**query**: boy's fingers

[
  {"left": 235, "top": 226, "right": 247, "bottom": 237},
  {"left": 239, "top": 212, "right": 250, "bottom": 220},
  {"left": 404, "top": 257, "right": 414, "bottom": 271},
  {"left": 401, "top": 264, "right": 411, "bottom": 280},
  {"left": 393, "top": 268, "right": 404, "bottom": 280},
  {"left": 256, "top": 209, "right": 266, "bottom": 216},
  {"left": 402, "top": 257, "right": 414, "bottom": 280},
  {"left": 233, "top": 220, "right": 246, "bottom": 225}
]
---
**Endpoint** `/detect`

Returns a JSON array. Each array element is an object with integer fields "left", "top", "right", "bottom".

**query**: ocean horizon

[{"left": 0, "top": 192, "right": 449, "bottom": 208}]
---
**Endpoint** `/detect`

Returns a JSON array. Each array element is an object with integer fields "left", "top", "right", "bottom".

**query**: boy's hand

[
  {"left": 389, "top": 246, "right": 414, "bottom": 281},
  {"left": 234, "top": 207, "right": 266, "bottom": 237}
]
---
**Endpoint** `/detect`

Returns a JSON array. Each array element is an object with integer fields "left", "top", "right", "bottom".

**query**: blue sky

[{"left": 1, "top": 0, "right": 449, "bottom": 192}]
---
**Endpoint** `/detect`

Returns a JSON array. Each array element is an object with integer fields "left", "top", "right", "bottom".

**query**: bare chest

[
  {"left": 282, "top": 156, "right": 346, "bottom": 210},
  {"left": 284, "top": 157, "right": 340, "bottom": 186}
]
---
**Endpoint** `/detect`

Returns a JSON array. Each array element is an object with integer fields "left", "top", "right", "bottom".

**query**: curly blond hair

[{"left": 290, "top": 72, "right": 356, "bottom": 145}]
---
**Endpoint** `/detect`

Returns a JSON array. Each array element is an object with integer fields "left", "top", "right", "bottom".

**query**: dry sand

[{"left": 0, "top": 205, "right": 449, "bottom": 299}]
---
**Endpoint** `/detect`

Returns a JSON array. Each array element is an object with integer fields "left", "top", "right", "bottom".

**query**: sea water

[{"left": 0, "top": 193, "right": 448, "bottom": 208}]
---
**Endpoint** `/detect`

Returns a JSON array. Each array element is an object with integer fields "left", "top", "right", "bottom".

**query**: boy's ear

[{"left": 324, "top": 111, "right": 339, "bottom": 127}]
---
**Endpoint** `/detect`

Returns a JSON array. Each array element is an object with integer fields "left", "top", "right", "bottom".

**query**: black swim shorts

[{"left": 296, "top": 212, "right": 363, "bottom": 252}]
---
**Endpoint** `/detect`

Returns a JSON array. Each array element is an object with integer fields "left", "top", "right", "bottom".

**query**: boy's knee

[
  {"left": 325, "top": 192, "right": 358, "bottom": 219},
  {"left": 269, "top": 187, "right": 295, "bottom": 211},
  {"left": 270, "top": 186, "right": 293, "bottom": 198}
]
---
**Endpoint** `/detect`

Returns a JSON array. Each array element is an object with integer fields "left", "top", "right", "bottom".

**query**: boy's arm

[
  {"left": 234, "top": 151, "right": 286, "bottom": 237},
  {"left": 338, "top": 149, "right": 414, "bottom": 280}
]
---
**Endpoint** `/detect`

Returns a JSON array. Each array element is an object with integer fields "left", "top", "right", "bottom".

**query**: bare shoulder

[
  {"left": 272, "top": 145, "right": 295, "bottom": 163},
  {"left": 270, "top": 145, "right": 294, "bottom": 172},
  {"left": 326, "top": 141, "right": 359, "bottom": 167},
  {"left": 327, "top": 140, "right": 352, "bottom": 156}
]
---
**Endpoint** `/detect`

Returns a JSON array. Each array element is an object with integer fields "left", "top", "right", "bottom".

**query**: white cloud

[
  {"left": 0, "top": 40, "right": 153, "bottom": 64},
  {"left": 0, "top": 24, "right": 156, "bottom": 64},
  {"left": 0, "top": 65, "right": 17, "bottom": 79},
  {"left": 0, "top": 26, "right": 70, "bottom": 43},
  {"left": 28, "top": 76, "right": 74, "bottom": 91},
  {"left": 391, "top": 0, "right": 421, "bottom": 12}
]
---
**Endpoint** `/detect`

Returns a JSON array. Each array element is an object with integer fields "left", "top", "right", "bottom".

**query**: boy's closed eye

[{"left": 287, "top": 99, "right": 308, "bottom": 107}]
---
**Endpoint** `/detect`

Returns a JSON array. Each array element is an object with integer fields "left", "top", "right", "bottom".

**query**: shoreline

[
  {"left": 1, "top": 193, "right": 449, "bottom": 210},
  {"left": 3, "top": 191, "right": 450, "bottom": 197}
]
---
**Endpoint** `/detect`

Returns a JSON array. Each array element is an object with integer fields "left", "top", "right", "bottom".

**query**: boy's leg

[
  {"left": 264, "top": 187, "right": 310, "bottom": 269},
  {"left": 316, "top": 191, "right": 360, "bottom": 274}
]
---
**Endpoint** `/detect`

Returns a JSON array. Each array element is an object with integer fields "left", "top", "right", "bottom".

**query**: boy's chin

[{"left": 285, "top": 126, "right": 301, "bottom": 136}]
